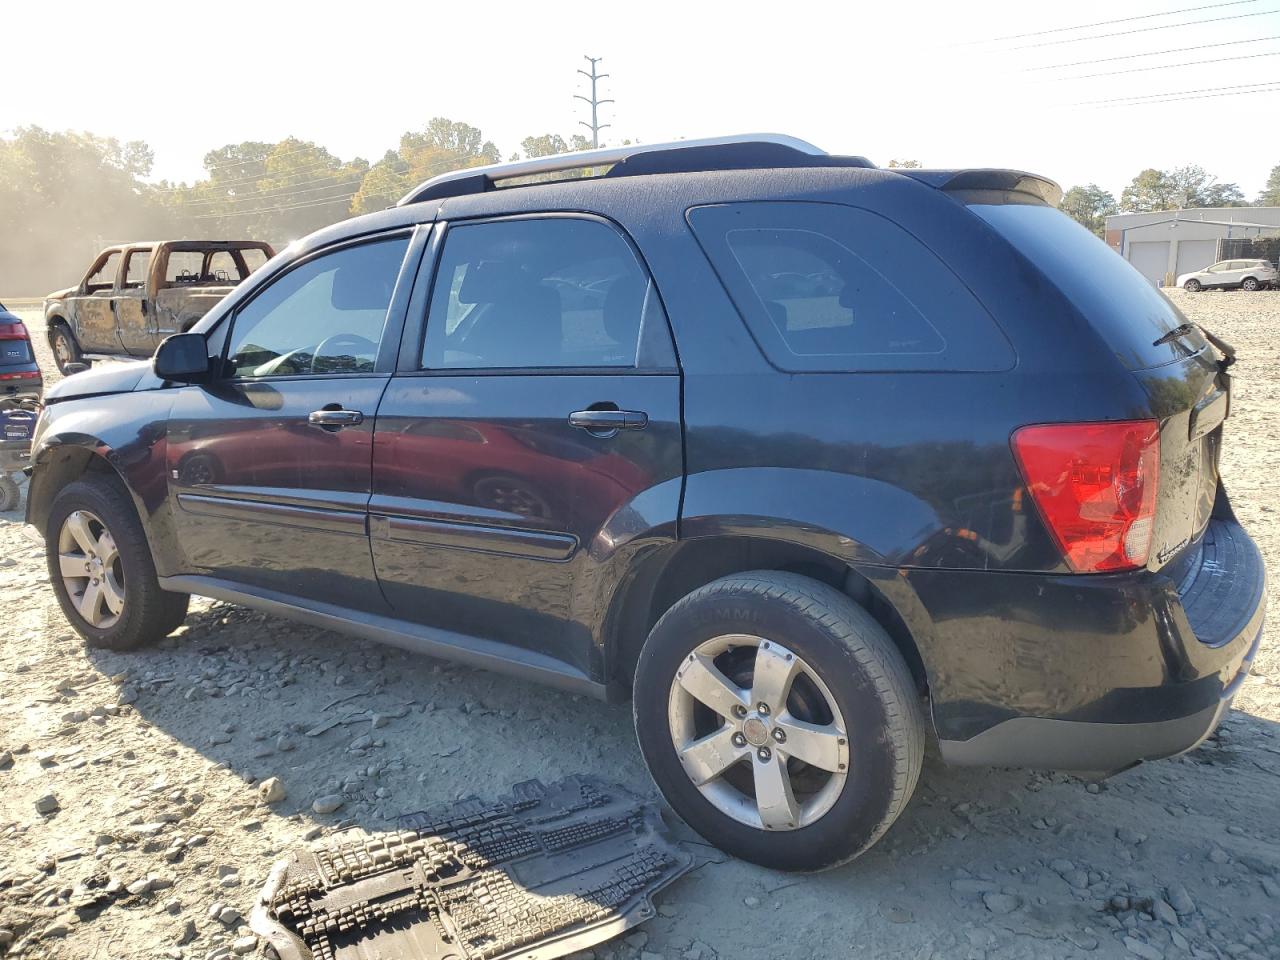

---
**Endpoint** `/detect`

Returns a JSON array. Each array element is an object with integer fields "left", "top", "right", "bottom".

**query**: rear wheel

[
  {"left": 1241, "top": 277, "right": 1260, "bottom": 292},
  {"left": 1183, "top": 279, "right": 1202, "bottom": 292},
  {"left": 0, "top": 476, "right": 20, "bottom": 512},
  {"left": 50, "top": 324, "right": 84, "bottom": 375},
  {"left": 46, "top": 476, "right": 188, "bottom": 650},
  {"left": 633, "top": 571, "right": 925, "bottom": 871}
]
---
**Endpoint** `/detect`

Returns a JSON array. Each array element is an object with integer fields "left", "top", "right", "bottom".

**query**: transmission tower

[{"left": 575, "top": 56, "right": 613, "bottom": 149}]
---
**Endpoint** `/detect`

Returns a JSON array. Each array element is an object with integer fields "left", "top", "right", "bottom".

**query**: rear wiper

[{"left": 1153, "top": 322, "right": 1236, "bottom": 370}]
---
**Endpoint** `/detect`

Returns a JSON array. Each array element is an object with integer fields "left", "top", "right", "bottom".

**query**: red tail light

[
  {"left": 0, "top": 321, "right": 29, "bottom": 340},
  {"left": 1012, "top": 420, "right": 1160, "bottom": 573}
]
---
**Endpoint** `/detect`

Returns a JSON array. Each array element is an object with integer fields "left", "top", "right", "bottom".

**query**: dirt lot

[{"left": 2, "top": 291, "right": 1279, "bottom": 960}]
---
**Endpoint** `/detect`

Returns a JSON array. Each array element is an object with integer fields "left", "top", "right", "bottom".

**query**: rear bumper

[{"left": 910, "top": 516, "right": 1265, "bottom": 771}]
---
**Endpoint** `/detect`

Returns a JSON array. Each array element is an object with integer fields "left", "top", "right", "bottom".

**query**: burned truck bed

[{"left": 251, "top": 777, "right": 693, "bottom": 960}]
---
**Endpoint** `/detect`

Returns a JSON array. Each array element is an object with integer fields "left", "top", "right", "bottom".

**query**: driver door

[{"left": 164, "top": 230, "right": 419, "bottom": 612}]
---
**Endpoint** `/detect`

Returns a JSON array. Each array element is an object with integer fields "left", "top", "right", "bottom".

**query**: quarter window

[
  {"left": 422, "top": 218, "right": 672, "bottom": 370},
  {"left": 689, "top": 202, "right": 1014, "bottom": 372},
  {"left": 224, "top": 236, "right": 409, "bottom": 378}
]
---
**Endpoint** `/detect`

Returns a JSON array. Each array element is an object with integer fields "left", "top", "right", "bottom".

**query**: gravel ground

[{"left": 2, "top": 290, "right": 1279, "bottom": 960}]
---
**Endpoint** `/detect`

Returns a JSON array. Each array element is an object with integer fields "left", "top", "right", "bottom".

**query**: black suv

[{"left": 26, "top": 135, "right": 1265, "bottom": 871}]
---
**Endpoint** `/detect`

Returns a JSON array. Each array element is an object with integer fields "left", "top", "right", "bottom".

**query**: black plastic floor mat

[{"left": 251, "top": 776, "right": 693, "bottom": 960}]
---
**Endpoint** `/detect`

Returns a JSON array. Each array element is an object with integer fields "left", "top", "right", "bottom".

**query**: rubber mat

[{"left": 251, "top": 776, "right": 693, "bottom": 960}]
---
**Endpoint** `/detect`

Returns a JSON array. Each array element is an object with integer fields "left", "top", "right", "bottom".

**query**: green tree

[
  {"left": 0, "top": 127, "right": 171, "bottom": 293},
  {"left": 1060, "top": 184, "right": 1117, "bottom": 237},
  {"left": 1120, "top": 165, "right": 1245, "bottom": 212},
  {"left": 1259, "top": 164, "right": 1280, "bottom": 206},
  {"left": 350, "top": 150, "right": 411, "bottom": 215},
  {"left": 1120, "top": 168, "right": 1175, "bottom": 212}
]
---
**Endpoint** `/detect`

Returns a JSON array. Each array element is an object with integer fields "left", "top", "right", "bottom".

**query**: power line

[
  {"left": 956, "top": 0, "right": 1259, "bottom": 44},
  {"left": 192, "top": 191, "right": 359, "bottom": 220},
  {"left": 151, "top": 156, "right": 355, "bottom": 193},
  {"left": 1059, "top": 47, "right": 1280, "bottom": 79},
  {"left": 1011, "top": 7, "right": 1279, "bottom": 49},
  {"left": 574, "top": 56, "right": 613, "bottom": 149},
  {"left": 1028, "top": 33, "right": 1280, "bottom": 70},
  {"left": 1087, "top": 83, "right": 1280, "bottom": 107},
  {"left": 1073, "top": 78, "right": 1280, "bottom": 104},
  {"left": 181, "top": 175, "right": 367, "bottom": 207}
]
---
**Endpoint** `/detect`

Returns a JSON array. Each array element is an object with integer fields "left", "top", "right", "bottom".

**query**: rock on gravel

[
  {"left": 259, "top": 777, "right": 287, "bottom": 804},
  {"left": 312, "top": 795, "right": 344, "bottom": 814},
  {"left": 34, "top": 793, "right": 60, "bottom": 814}
]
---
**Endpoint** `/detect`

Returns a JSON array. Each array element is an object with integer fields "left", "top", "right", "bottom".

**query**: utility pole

[{"left": 575, "top": 56, "right": 613, "bottom": 149}]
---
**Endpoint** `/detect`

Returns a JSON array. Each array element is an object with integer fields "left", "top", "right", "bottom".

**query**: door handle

[
  {"left": 309, "top": 408, "right": 364, "bottom": 428},
  {"left": 568, "top": 409, "right": 648, "bottom": 437}
]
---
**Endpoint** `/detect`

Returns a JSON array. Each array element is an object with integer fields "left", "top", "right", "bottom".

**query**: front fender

[{"left": 28, "top": 390, "right": 183, "bottom": 575}]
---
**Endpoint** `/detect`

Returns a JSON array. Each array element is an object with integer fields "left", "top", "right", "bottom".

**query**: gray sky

[{"left": 5, "top": 0, "right": 1278, "bottom": 197}]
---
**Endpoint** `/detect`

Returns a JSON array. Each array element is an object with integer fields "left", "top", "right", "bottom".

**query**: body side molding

[{"left": 158, "top": 575, "right": 607, "bottom": 699}]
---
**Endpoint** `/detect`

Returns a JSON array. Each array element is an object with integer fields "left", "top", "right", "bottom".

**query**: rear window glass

[
  {"left": 688, "top": 202, "right": 1013, "bottom": 372},
  {"left": 1, "top": 339, "right": 33, "bottom": 365},
  {"left": 969, "top": 202, "right": 1205, "bottom": 370}
]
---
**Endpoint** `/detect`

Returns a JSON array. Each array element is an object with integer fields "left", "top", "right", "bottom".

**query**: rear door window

[
  {"left": 421, "top": 217, "right": 675, "bottom": 370},
  {"left": 970, "top": 202, "right": 1206, "bottom": 370},
  {"left": 688, "top": 202, "right": 1013, "bottom": 372}
]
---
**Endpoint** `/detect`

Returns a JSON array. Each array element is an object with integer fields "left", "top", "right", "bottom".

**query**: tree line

[
  {"left": 1061, "top": 164, "right": 1280, "bottom": 238},
  {"left": 0, "top": 121, "right": 596, "bottom": 294},
  {"left": 3, "top": 123, "right": 1277, "bottom": 293}
]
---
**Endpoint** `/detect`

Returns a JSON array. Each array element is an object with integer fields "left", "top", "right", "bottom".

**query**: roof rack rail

[{"left": 397, "top": 133, "right": 873, "bottom": 206}]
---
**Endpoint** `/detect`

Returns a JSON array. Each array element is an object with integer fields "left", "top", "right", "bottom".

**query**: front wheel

[
  {"left": 50, "top": 324, "right": 85, "bottom": 375},
  {"left": 46, "top": 476, "right": 189, "bottom": 650},
  {"left": 1183, "top": 279, "right": 1202, "bottom": 292},
  {"left": 1241, "top": 277, "right": 1260, "bottom": 292},
  {"left": 633, "top": 572, "right": 925, "bottom": 871}
]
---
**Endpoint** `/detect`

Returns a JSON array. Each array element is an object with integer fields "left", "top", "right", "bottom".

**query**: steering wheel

[{"left": 310, "top": 333, "right": 379, "bottom": 373}]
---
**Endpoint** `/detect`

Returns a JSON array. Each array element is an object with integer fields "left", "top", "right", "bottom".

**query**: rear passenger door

[{"left": 370, "top": 216, "right": 683, "bottom": 674}]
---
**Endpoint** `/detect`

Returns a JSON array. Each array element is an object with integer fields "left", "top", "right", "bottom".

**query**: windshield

[{"left": 970, "top": 202, "right": 1207, "bottom": 371}]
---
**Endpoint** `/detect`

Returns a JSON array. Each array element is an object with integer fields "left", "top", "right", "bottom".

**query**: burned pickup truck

[{"left": 44, "top": 240, "right": 275, "bottom": 373}]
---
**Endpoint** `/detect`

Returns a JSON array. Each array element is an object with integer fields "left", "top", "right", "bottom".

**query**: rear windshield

[
  {"left": 1, "top": 339, "right": 33, "bottom": 366},
  {"left": 969, "top": 202, "right": 1206, "bottom": 370}
]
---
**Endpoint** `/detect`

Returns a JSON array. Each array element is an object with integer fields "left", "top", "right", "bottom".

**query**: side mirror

[
  {"left": 62, "top": 362, "right": 89, "bottom": 376},
  {"left": 154, "top": 333, "right": 210, "bottom": 383}
]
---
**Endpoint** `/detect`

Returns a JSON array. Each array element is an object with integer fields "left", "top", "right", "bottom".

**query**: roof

[{"left": 1106, "top": 207, "right": 1280, "bottom": 230}]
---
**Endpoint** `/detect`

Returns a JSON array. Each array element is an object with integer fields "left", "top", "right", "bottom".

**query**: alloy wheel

[
  {"left": 667, "top": 634, "right": 849, "bottom": 831},
  {"left": 57, "top": 509, "right": 125, "bottom": 628}
]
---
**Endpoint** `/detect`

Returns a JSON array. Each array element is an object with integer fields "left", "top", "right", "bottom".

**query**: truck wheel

[
  {"left": 0, "top": 476, "right": 20, "bottom": 512},
  {"left": 50, "top": 324, "right": 85, "bottom": 375},
  {"left": 45, "top": 476, "right": 189, "bottom": 651},
  {"left": 633, "top": 571, "right": 925, "bottom": 871}
]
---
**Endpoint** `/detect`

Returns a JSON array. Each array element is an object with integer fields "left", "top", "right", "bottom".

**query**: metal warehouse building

[{"left": 1105, "top": 207, "right": 1280, "bottom": 287}]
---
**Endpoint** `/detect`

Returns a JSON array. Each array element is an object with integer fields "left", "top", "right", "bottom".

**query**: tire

[
  {"left": 45, "top": 475, "right": 189, "bottom": 651},
  {"left": 50, "top": 323, "right": 84, "bottom": 375},
  {"left": 1241, "top": 277, "right": 1260, "bottom": 292},
  {"left": 1183, "top": 279, "right": 1202, "bottom": 292},
  {"left": 0, "top": 475, "right": 19, "bottom": 512},
  {"left": 633, "top": 571, "right": 925, "bottom": 871}
]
